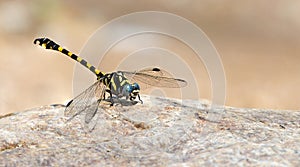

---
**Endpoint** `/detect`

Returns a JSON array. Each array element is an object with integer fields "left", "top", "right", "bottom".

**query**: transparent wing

[
  {"left": 84, "top": 99, "right": 100, "bottom": 125},
  {"left": 82, "top": 99, "right": 102, "bottom": 132},
  {"left": 132, "top": 67, "right": 164, "bottom": 77},
  {"left": 120, "top": 67, "right": 187, "bottom": 88},
  {"left": 64, "top": 80, "right": 106, "bottom": 123}
]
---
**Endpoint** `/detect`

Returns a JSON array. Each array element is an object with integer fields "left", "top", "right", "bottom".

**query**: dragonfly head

[{"left": 123, "top": 82, "right": 140, "bottom": 100}]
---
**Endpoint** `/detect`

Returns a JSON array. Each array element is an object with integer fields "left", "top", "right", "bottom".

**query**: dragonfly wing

[
  {"left": 121, "top": 67, "right": 187, "bottom": 88},
  {"left": 82, "top": 99, "right": 102, "bottom": 132},
  {"left": 64, "top": 80, "right": 106, "bottom": 122},
  {"left": 132, "top": 67, "right": 164, "bottom": 77}
]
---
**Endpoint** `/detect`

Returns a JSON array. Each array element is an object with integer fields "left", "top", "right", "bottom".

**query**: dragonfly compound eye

[
  {"left": 132, "top": 83, "right": 140, "bottom": 90},
  {"left": 125, "top": 84, "right": 133, "bottom": 93}
]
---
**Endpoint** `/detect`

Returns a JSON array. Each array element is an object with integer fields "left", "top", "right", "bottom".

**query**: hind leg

[{"left": 104, "top": 89, "right": 114, "bottom": 106}]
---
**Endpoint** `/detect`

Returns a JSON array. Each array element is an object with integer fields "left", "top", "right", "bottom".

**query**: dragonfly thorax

[{"left": 102, "top": 72, "right": 141, "bottom": 102}]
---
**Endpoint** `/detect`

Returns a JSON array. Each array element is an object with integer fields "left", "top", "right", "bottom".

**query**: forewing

[
  {"left": 130, "top": 73, "right": 187, "bottom": 88},
  {"left": 64, "top": 80, "right": 105, "bottom": 122},
  {"left": 133, "top": 67, "right": 164, "bottom": 77},
  {"left": 121, "top": 67, "right": 187, "bottom": 88}
]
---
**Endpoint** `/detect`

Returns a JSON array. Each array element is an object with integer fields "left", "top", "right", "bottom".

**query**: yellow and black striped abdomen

[{"left": 34, "top": 38, "right": 105, "bottom": 79}]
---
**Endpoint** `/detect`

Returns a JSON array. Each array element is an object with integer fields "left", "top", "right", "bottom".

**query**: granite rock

[{"left": 0, "top": 95, "right": 299, "bottom": 166}]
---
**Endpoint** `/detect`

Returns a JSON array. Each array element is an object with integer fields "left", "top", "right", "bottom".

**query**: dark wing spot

[{"left": 152, "top": 67, "right": 161, "bottom": 72}]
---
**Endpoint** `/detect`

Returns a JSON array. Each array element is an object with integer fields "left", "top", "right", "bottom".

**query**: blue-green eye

[
  {"left": 132, "top": 83, "right": 140, "bottom": 90},
  {"left": 126, "top": 85, "right": 133, "bottom": 92}
]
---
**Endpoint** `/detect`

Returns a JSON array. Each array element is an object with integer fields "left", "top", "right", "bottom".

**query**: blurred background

[{"left": 0, "top": 0, "right": 300, "bottom": 115}]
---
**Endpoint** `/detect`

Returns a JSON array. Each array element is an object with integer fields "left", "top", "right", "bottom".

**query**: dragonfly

[{"left": 34, "top": 37, "right": 187, "bottom": 127}]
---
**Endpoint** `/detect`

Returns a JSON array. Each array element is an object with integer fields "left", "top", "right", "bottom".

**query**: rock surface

[{"left": 0, "top": 95, "right": 299, "bottom": 166}]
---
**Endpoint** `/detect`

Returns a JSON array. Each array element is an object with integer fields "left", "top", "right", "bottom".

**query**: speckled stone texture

[{"left": 0, "top": 95, "right": 299, "bottom": 166}]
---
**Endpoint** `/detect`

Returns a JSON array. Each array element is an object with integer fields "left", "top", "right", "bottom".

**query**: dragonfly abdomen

[{"left": 34, "top": 38, "right": 105, "bottom": 79}]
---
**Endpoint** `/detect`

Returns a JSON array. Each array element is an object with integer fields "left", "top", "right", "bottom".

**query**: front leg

[{"left": 138, "top": 94, "right": 143, "bottom": 104}]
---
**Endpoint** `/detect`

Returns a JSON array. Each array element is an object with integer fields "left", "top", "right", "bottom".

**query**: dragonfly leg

[
  {"left": 103, "top": 91, "right": 106, "bottom": 100},
  {"left": 104, "top": 89, "right": 114, "bottom": 106},
  {"left": 138, "top": 94, "right": 143, "bottom": 104},
  {"left": 104, "top": 89, "right": 112, "bottom": 100},
  {"left": 109, "top": 91, "right": 114, "bottom": 106}
]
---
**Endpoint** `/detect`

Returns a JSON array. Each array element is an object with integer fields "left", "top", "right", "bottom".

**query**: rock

[{"left": 0, "top": 95, "right": 299, "bottom": 166}]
